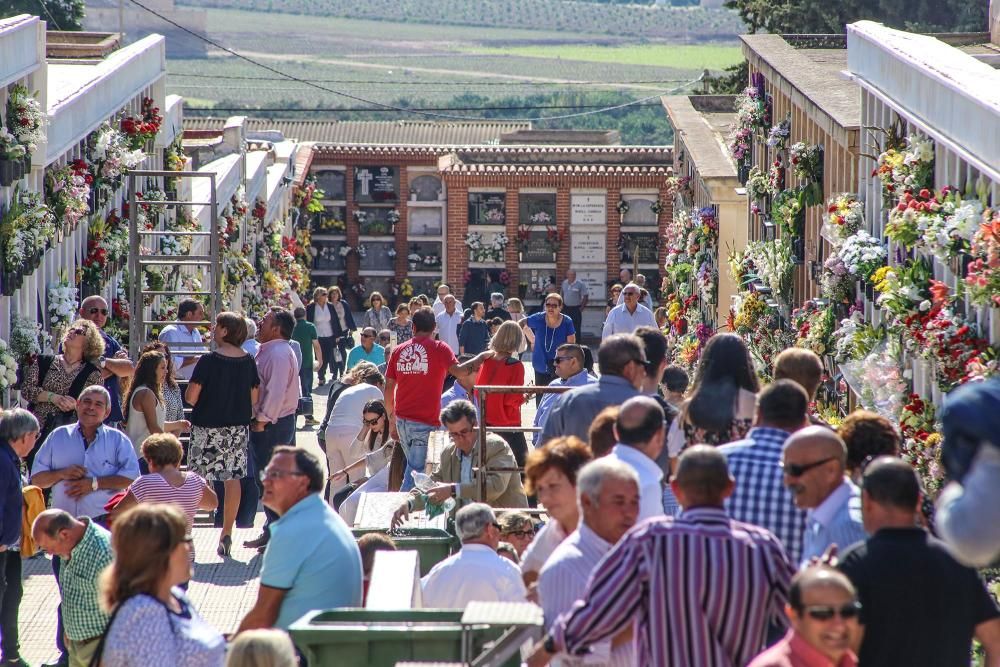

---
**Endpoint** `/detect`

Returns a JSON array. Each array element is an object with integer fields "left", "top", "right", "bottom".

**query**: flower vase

[
  {"left": 0, "top": 159, "right": 15, "bottom": 186},
  {"left": 409, "top": 262, "right": 418, "bottom": 271}
]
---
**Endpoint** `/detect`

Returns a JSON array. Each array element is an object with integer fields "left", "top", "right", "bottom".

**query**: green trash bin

[
  {"left": 352, "top": 527, "right": 457, "bottom": 576},
  {"left": 288, "top": 609, "right": 508, "bottom": 667}
]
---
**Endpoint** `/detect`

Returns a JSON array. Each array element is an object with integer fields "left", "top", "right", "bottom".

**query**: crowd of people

[{"left": 1, "top": 271, "right": 999, "bottom": 667}]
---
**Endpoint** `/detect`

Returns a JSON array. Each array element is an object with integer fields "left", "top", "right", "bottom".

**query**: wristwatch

[
  {"left": 543, "top": 634, "right": 557, "bottom": 654},
  {"left": 98, "top": 356, "right": 107, "bottom": 369},
  {"left": 91, "top": 477, "right": 98, "bottom": 491}
]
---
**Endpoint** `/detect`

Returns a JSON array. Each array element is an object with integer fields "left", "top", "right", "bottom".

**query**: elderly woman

[
  {"left": 99, "top": 505, "right": 225, "bottom": 667},
  {"left": 0, "top": 408, "right": 40, "bottom": 667},
  {"left": 361, "top": 291, "right": 393, "bottom": 333},
  {"left": 497, "top": 511, "right": 535, "bottom": 558},
  {"left": 388, "top": 303, "right": 413, "bottom": 345},
  {"left": 327, "top": 286, "right": 357, "bottom": 382},
  {"left": 20, "top": 319, "right": 104, "bottom": 451}
]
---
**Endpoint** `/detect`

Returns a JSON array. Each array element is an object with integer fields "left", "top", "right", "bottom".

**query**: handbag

[{"left": 343, "top": 334, "right": 355, "bottom": 350}]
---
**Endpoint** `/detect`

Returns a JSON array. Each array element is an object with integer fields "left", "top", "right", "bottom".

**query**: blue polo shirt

[
  {"left": 30, "top": 423, "right": 140, "bottom": 518},
  {"left": 345, "top": 344, "right": 386, "bottom": 371},
  {"left": 101, "top": 331, "right": 125, "bottom": 423},
  {"left": 261, "top": 493, "right": 363, "bottom": 629}
]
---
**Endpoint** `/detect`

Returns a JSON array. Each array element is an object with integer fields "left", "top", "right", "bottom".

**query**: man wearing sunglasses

[
  {"left": 531, "top": 344, "right": 595, "bottom": 447},
  {"left": 345, "top": 327, "right": 385, "bottom": 371},
  {"left": 78, "top": 296, "right": 134, "bottom": 425},
  {"left": 837, "top": 457, "right": 1000, "bottom": 667},
  {"left": 601, "top": 283, "right": 656, "bottom": 339},
  {"left": 782, "top": 426, "right": 865, "bottom": 566},
  {"left": 748, "top": 565, "right": 860, "bottom": 667}
]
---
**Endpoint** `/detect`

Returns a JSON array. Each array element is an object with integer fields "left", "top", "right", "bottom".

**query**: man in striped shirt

[
  {"left": 537, "top": 458, "right": 640, "bottom": 666},
  {"left": 720, "top": 379, "right": 810, "bottom": 563},
  {"left": 530, "top": 446, "right": 794, "bottom": 667}
]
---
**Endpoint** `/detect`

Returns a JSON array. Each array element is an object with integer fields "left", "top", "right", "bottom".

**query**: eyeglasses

[
  {"left": 502, "top": 529, "right": 535, "bottom": 539},
  {"left": 553, "top": 355, "right": 574, "bottom": 364},
  {"left": 623, "top": 291, "right": 640, "bottom": 298},
  {"left": 491, "top": 522, "right": 502, "bottom": 531},
  {"left": 87, "top": 307, "right": 109, "bottom": 316},
  {"left": 360, "top": 333, "right": 374, "bottom": 338},
  {"left": 780, "top": 456, "right": 837, "bottom": 478},
  {"left": 67, "top": 327, "right": 87, "bottom": 336},
  {"left": 363, "top": 416, "right": 382, "bottom": 425},
  {"left": 630, "top": 357, "right": 650, "bottom": 367},
  {"left": 447, "top": 427, "right": 475, "bottom": 439},
  {"left": 544, "top": 302, "right": 560, "bottom": 309},
  {"left": 801, "top": 601, "right": 862, "bottom": 621},
  {"left": 260, "top": 469, "right": 307, "bottom": 482}
]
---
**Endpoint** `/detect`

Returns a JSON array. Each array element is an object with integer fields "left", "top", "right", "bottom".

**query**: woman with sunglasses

[
  {"left": 335, "top": 399, "right": 397, "bottom": 525},
  {"left": 520, "top": 294, "right": 576, "bottom": 404},
  {"left": 388, "top": 303, "right": 413, "bottom": 344},
  {"left": 606, "top": 283, "right": 623, "bottom": 317},
  {"left": 361, "top": 291, "right": 393, "bottom": 333},
  {"left": 98, "top": 505, "right": 225, "bottom": 667},
  {"left": 20, "top": 320, "right": 105, "bottom": 455},
  {"left": 326, "top": 285, "right": 357, "bottom": 383}
]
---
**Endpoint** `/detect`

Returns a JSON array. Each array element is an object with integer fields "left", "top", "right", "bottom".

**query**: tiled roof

[
  {"left": 439, "top": 145, "right": 672, "bottom": 175},
  {"left": 440, "top": 163, "right": 671, "bottom": 175},
  {"left": 182, "top": 118, "right": 529, "bottom": 145}
]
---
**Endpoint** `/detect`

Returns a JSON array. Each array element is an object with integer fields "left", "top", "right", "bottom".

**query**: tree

[
  {"left": 1, "top": 0, "right": 85, "bottom": 31},
  {"left": 723, "top": 0, "right": 987, "bottom": 34}
]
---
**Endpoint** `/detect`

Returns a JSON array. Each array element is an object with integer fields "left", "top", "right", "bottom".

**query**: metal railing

[{"left": 472, "top": 384, "right": 572, "bottom": 499}]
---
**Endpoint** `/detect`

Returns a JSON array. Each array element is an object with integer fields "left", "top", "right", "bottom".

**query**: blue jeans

[{"left": 396, "top": 417, "right": 435, "bottom": 491}]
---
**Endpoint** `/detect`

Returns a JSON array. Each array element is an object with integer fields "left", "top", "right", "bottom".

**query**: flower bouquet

[
  {"left": 766, "top": 116, "right": 791, "bottom": 150},
  {"left": 48, "top": 277, "right": 79, "bottom": 329},
  {"left": 873, "top": 133, "right": 934, "bottom": 202},
  {"left": 964, "top": 208, "right": 1000, "bottom": 308},
  {"left": 6, "top": 84, "right": 45, "bottom": 158},
  {"left": 120, "top": 97, "right": 163, "bottom": 150},
  {"left": 822, "top": 193, "right": 864, "bottom": 243},
  {"left": 46, "top": 160, "right": 92, "bottom": 231},
  {"left": 838, "top": 230, "right": 886, "bottom": 282},
  {"left": 0, "top": 338, "right": 19, "bottom": 390}
]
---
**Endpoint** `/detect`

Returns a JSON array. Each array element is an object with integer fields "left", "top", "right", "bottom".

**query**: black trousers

[
  {"left": 316, "top": 336, "right": 335, "bottom": 383},
  {"left": 533, "top": 370, "right": 556, "bottom": 406},
  {"left": 499, "top": 430, "right": 528, "bottom": 468},
  {"left": 563, "top": 305, "right": 583, "bottom": 340},
  {"left": 0, "top": 551, "right": 23, "bottom": 660}
]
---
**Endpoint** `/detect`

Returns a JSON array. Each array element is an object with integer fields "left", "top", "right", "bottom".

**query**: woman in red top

[{"left": 475, "top": 321, "right": 528, "bottom": 467}]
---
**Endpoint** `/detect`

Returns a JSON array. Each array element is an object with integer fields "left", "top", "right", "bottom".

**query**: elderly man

[
  {"left": 608, "top": 396, "right": 666, "bottom": 521},
  {"left": 560, "top": 269, "right": 588, "bottom": 337},
  {"left": 531, "top": 446, "right": 793, "bottom": 667},
  {"left": 838, "top": 458, "right": 1000, "bottom": 666},
  {"left": 603, "top": 283, "right": 656, "bottom": 339},
  {"left": 391, "top": 400, "right": 527, "bottom": 529},
  {"left": 158, "top": 297, "right": 207, "bottom": 381},
  {"left": 32, "top": 510, "right": 113, "bottom": 667},
  {"left": 538, "top": 459, "right": 639, "bottom": 666},
  {"left": 0, "top": 409, "right": 39, "bottom": 667},
  {"left": 239, "top": 447, "right": 363, "bottom": 632},
  {"left": 782, "top": 426, "right": 865, "bottom": 565},
  {"left": 346, "top": 326, "right": 386, "bottom": 370},
  {"left": 432, "top": 284, "right": 462, "bottom": 317},
  {"left": 30, "top": 386, "right": 137, "bottom": 667},
  {"left": 485, "top": 293, "right": 511, "bottom": 322},
  {"left": 421, "top": 503, "right": 526, "bottom": 608},
  {"left": 748, "top": 566, "right": 860, "bottom": 667},
  {"left": 721, "top": 380, "right": 810, "bottom": 563},
  {"left": 538, "top": 334, "right": 645, "bottom": 445},
  {"left": 532, "top": 344, "right": 596, "bottom": 446},
  {"left": 435, "top": 295, "right": 462, "bottom": 354},
  {"left": 244, "top": 308, "right": 300, "bottom": 552},
  {"left": 77, "top": 295, "right": 134, "bottom": 424}
]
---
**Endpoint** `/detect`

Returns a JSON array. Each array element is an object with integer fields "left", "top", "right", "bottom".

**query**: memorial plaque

[
  {"left": 314, "top": 169, "right": 346, "bottom": 200},
  {"left": 312, "top": 240, "right": 347, "bottom": 271},
  {"left": 354, "top": 166, "right": 398, "bottom": 203},
  {"left": 570, "top": 193, "right": 606, "bottom": 226},
  {"left": 619, "top": 232, "right": 659, "bottom": 264},
  {"left": 519, "top": 193, "right": 556, "bottom": 227},
  {"left": 359, "top": 242, "right": 396, "bottom": 271},
  {"left": 356, "top": 207, "right": 397, "bottom": 236},
  {"left": 468, "top": 193, "right": 506, "bottom": 226},
  {"left": 520, "top": 230, "right": 555, "bottom": 264},
  {"left": 408, "top": 207, "right": 442, "bottom": 236},
  {"left": 622, "top": 196, "right": 658, "bottom": 226},
  {"left": 311, "top": 205, "right": 346, "bottom": 234},
  {"left": 409, "top": 174, "right": 443, "bottom": 202},
  {"left": 570, "top": 232, "right": 606, "bottom": 264},
  {"left": 408, "top": 276, "right": 440, "bottom": 297},
  {"left": 407, "top": 241, "right": 442, "bottom": 271},
  {"left": 577, "top": 270, "right": 607, "bottom": 302}
]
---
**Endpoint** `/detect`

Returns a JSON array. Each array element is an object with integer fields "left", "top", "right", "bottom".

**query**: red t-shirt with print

[{"left": 386, "top": 335, "right": 458, "bottom": 426}]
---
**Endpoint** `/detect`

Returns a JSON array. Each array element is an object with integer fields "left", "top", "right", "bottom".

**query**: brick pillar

[
  {"left": 606, "top": 189, "right": 622, "bottom": 287},
  {"left": 506, "top": 187, "right": 521, "bottom": 298},
  {"left": 395, "top": 169, "right": 409, "bottom": 288},
  {"left": 656, "top": 181, "right": 674, "bottom": 305},
  {"left": 446, "top": 185, "right": 469, "bottom": 301},
  {"left": 555, "top": 187, "right": 571, "bottom": 281},
  {"left": 345, "top": 164, "right": 360, "bottom": 304}
]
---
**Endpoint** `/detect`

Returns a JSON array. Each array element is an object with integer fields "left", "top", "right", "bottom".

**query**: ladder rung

[
  {"left": 139, "top": 230, "right": 213, "bottom": 236},
  {"left": 140, "top": 257, "right": 213, "bottom": 265},
  {"left": 142, "top": 320, "right": 213, "bottom": 326},
  {"left": 141, "top": 290, "right": 213, "bottom": 296},
  {"left": 155, "top": 200, "right": 214, "bottom": 206}
]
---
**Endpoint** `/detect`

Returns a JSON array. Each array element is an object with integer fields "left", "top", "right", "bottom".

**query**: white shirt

[
  {"left": 435, "top": 310, "right": 462, "bottom": 354},
  {"left": 324, "top": 383, "right": 384, "bottom": 442},
  {"left": 313, "top": 304, "right": 334, "bottom": 338},
  {"left": 608, "top": 444, "right": 664, "bottom": 521},
  {"left": 158, "top": 324, "right": 206, "bottom": 380},
  {"left": 538, "top": 523, "right": 634, "bottom": 666},
  {"left": 601, "top": 303, "right": 657, "bottom": 339},
  {"left": 421, "top": 543, "right": 526, "bottom": 608},
  {"left": 615, "top": 289, "right": 655, "bottom": 312},
  {"left": 520, "top": 519, "right": 569, "bottom": 577},
  {"left": 432, "top": 297, "right": 462, "bottom": 317}
]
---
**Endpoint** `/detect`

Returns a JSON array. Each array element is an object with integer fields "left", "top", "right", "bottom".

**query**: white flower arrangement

[
  {"left": 464, "top": 232, "right": 483, "bottom": 251},
  {"left": 408, "top": 252, "right": 422, "bottom": 263},
  {"left": 90, "top": 121, "right": 146, "bottom": 181},
  {"left": 160, "top": 235, "right": 183, "bottom": 256},
  {"left": 48, "top": 279, "right": 79, "bottom": 328},
  {"left": 530, "top": 211, "right": 552, "bottom": 225},
  {"left": 387, "top": 209, "right": 401, "bottom": 224},
  {"left": 353, "top": 210, "right": 368, "bottom": 224},
  {"left": 746, "top": 238, "right": 794, "bottom": 303},
  {"left": 387, "top": 247, "right": 397, "bottom": 259},
  {"left": 339, "top": 245, "right": 353, "bottom": 258},
  {"left": 0, "top": 338, "right": 19, "bottom": 390},
  {"left": 9, "top": 314, "right": 48, "bottom": 361},
  {"left": 356, "top": 244, "right": 368, "bottom": 259},
  {"left": 0, "top": 127, "right": 26, "bottom": 160},
  {"left": 6, "top": 84, "right": 45, "bottom": 155},
  {"left": 838, "top": 231, "right": 886, "bottom": 279}
]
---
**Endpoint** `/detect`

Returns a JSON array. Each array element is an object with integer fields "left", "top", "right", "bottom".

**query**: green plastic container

[
  {"left": 352, "top": 527, "right": 457, "bottom": 576},
  {"left": 289, "top": 609, "right": 506, "bottom": 667}
]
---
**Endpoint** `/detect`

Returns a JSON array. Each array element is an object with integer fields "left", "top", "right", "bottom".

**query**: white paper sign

[
  {"left": 571, "top": 232, "right": 607, "bottom": 264},
  {"left": 570, "top": 194, "right": 607, "bottom": 226}
]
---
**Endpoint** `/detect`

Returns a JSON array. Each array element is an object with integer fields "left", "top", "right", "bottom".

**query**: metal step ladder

[{"left": 126, "top": 168, "right": 222, "bottom": 376}]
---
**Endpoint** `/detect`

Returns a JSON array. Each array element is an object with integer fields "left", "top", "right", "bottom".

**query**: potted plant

[{"left": 0, "top": 127, "right": 27, "bottom": 187}]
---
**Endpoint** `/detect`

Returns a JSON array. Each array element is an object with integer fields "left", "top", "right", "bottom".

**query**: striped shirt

[
  {"left": 538, "top": 523, "right": 633, "bottom": 666},
  {"left": 129, "top": 472, "right": 207, "bottom": 532},
  {"left": 801, "top": 479, "right": 866, "bottom": 566},
  {"left": 550, "top": 507, "right": 794, "bottom": 667},
  {"left": 720, "top": 427, "right": 807, "bottom": 563}
]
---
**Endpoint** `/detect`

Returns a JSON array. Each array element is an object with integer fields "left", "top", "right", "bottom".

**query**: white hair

[
  {"left": 576, "top": 458, "right": 640, "bottom": 504},
  {"left": 455, "top": 502, "right": 496, "bottom": 542},
  {"left": 244, "top": 317, "right": 257, "bottom": 337}
]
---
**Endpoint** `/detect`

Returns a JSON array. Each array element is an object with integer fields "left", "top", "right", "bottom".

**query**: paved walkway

[{"left": 17, "top": 364, "right": 540, "bottom": 665}]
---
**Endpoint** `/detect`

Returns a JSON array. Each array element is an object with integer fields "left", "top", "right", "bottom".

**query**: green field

[{"left": 464, "top": 43, "right": 744, "bottom": 71}]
